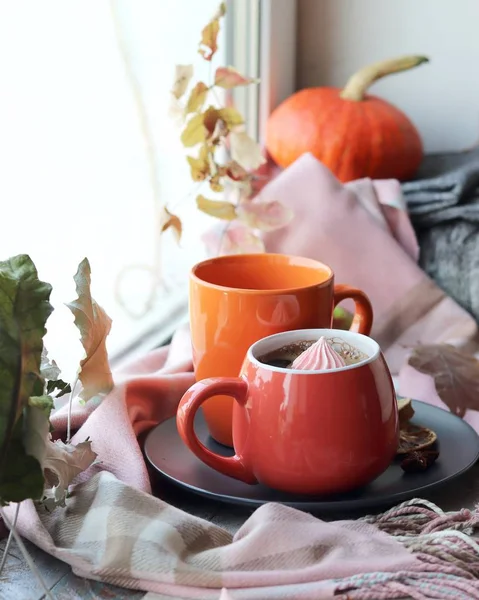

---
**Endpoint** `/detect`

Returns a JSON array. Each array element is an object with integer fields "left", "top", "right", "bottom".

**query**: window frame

[{"left": 110, "top": 0, "right": 297, "bottom": 368}]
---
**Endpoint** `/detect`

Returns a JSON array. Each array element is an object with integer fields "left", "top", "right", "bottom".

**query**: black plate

[{"left": 144, "top": 401, "right": 479, "bottom": 512}]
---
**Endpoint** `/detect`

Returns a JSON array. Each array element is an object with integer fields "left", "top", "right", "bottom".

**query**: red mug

[{"left": 177, "top": 329, "right": 398, "bottom": 496}]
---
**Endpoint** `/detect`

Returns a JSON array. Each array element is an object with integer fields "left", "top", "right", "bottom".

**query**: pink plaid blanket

[
  {"left": 5, "top": 333, "right": 479, "bottom": 599},
  {"left": 3, "top": 154, "right": 479, "bottom": 599}
]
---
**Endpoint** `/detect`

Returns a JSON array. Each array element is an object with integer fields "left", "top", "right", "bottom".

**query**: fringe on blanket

[{"left": 333, "top": 498, "right": 479, "bottom": 600}]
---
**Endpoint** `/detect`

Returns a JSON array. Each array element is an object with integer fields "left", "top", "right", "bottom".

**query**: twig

[
  {"left": 0, "top": 503, "right": 19, "bottom": 575},
  {"left": 0, "top": 508, "right": 55, "bottom": 600},
  {"left": 66, "top": 377, "right": 78, "bottom": 443}
]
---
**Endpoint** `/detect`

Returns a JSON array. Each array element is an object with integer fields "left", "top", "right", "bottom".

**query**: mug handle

[
  {"left": 334, "top": 284, "right": 373, "bottom": 335},
  {"left": 176, "top": 377, "right": 257, "bottom": 484}
]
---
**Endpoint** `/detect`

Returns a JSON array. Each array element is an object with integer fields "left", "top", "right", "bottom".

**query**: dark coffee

[{"left": 258, "top": 340, "right": 315, "bottom": 369}]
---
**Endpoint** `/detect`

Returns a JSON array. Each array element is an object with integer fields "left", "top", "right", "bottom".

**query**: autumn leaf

[
  {"left": 220, "top": 221, "right": 265, "bottom": 254},
  {"left": 230, "top": 131, "right": 266, "bottom": 170},
  {"left": 41, "top": 348, "right": 71, "bottom": 398},
  {"left": 66, "top": 258, "right": 113, "bottom": 402},
  {"left": 408, "top": 344, "right": 479, "bottom": 417},
  {"left": 185, "top": 82, "right": 209, "bottom": 115},
  {"left": 42, "top": 438, "right": 97, "bottom": 510},
  {"left": 197, "top": 195, "right": 237, "bottom": 220},
  {"left": 217, "top": 107, "right": 244, "bottom": 128},
  {"left": 223, "top": 160, "right": 249, "bottom": 181},
  {"left": 161, "top": 208, "right": 182, "bottom": 242},
  {"left": 236, "top": 199, "right": 294, "bottom": 232},
  {"left": 40, "top": 348, "right": 60, "bottom": 381},
  {"left": 200, "top": 106, "right": 230, "bottom": 144},
  {"left": 215, "top": 1, "right": 226, "bottom": 18},
  {"left": 198, "top": 7, "right": 222, "bottom": 61},
  {"left": 171, "top": 64, "right": 193, "bottom": 99},
  {"left": 214, "top": 66, "right": 258, "bottom": 89},
  {"left": 181, "top": 113, "right": 207, "bottom": 147},
  {"left": 203, "top": 106, "right": 220, "bottom": 134},
  {"left": 186, "top": 144, "right": 210, "bottom": 181},
  {"left": 168, "top": 94, "right": 185, "bottom": 128},
  {"left": 209, "top": 175, "right": 224, "bottom": 193}
]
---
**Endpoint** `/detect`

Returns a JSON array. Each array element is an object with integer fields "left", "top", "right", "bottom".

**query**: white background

[{"left": 0, "top": 0, "right": 223, "bottom": 380}]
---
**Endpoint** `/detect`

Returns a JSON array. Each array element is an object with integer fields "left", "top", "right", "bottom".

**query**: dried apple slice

[
  {"left": 397, "top": 396, "right": 415, "bottom": 428},
  {"left": 397, "top": 424, "right": 437, "bottom": 454}
]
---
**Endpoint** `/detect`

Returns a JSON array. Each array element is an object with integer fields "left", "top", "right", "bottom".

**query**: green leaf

[
  {"left": 0, "top": 424, "right": 45, "bottom": 505},
  {"left": 0, "top": 254, "right": 53, "bottom": 504},
  {"left": 24, "top": 395, "right": 54, "bottom": 470},
  {"left": 181, "top": 113, "right": 207, "bottom": 147},
  {"left": 185, "top": 82, "right": 209, "bottom": 115},
  {"left": 66, "top": 258, "right": 113, "bottom": 402}
]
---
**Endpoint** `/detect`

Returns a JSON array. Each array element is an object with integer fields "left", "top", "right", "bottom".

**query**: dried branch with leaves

[{"left": 164, "top": 2, "right": 293, "bottom": 254}]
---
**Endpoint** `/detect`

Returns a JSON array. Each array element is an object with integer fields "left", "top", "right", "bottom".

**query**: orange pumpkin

[{"left": 265, "top": 55, "right": 429, "bottom": 182}]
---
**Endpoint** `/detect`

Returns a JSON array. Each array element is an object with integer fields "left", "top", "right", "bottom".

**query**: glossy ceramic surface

[
  {"left": 147, "top": 401, "right": 479, "bottom": 511},
  {"left": 177, "top": 329, "right": 397, "bottom": 495},
  {"left": 189, "top": 253, "right": 373, "bottom": 446}
]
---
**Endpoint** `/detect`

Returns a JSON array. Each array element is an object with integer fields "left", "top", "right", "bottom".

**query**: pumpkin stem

[{"left": 340, "top": 55, "right": 429, "bottom": 102}]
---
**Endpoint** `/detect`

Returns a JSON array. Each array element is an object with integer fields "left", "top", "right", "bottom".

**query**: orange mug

[
  {"left": 189, "top": 253, "right": 373, "bottom": 446},
  {"left": 177, "top": 329, "right": 398, "bottom": 496}
]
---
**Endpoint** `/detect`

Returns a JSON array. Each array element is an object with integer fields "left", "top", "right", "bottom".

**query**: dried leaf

[
  {"left": 181, "top": 113, "right": 207, "bottom": 147},
  {"left": 41, "top": 348, "right": 71, "bottom": 398},
  {"left": 217, "top": 107, "right": 244, "bottom": 128},
  {"left": 40, "top": 348, "right": 60, "bottom": 381},
  {"left": 219, "top": 221, "right": 265, "bottom": 254},
  {"left": 200, "top": 106, "right": 230, "bottom": 144},
  {"left": 198, "top": 17, "right": 220, "bottom": 61},
  {"left": 161, "top": 208, "right": 182, "bottom": 242},
  {"left": 185, "top": 82, "right": 209, "bottom": 115},
  {"left": 214, "top": 66, "right": 258, "bottom": 89},
  {"left": 171, "top": 64, "right": 193, "bottom": 99},
  {"left": 408, "top": 344, "right": 479, "bottom": 417},
  {"left": 211, "top": 118, "right": 228, "bottom": 144},
  {"left": 203, "top": 106, "right": 220, "bottom": 135},
  {"left": 186, "top": 144, "right": 210, "bottom": 181},
  {"left": 209, "top": 175, "right": 224, "bottom": 193},
  {"left": 66, "top": 258, "right": 113, "bottom": 402},
  {"left": 215, "top": 2, "right": 226, "bottom": 18},
  {"left": 42, "top": 438, "right": 97, "bottom": 510},
  {"left": 46, "top": 379, "right": 71, "bottom": 398},
  {"left": 168, "top": 94, "right": 185, "bottom": 127},
  {"left": 224, "top": 160, "right": 249, "bottom": 181},
  {"left": 230, "top": 131, "right": 266, "bottom": 171},
  {"left": 236, "top": 199, "right": 294, "bottom": 232},
  {"left": 197, "top": 195, "right": 237, "bottom": 221}
]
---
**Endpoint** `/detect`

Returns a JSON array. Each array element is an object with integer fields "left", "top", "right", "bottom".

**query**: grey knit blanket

[{"left": 402, "top": 162, "right": 479, "bottom": 323}]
